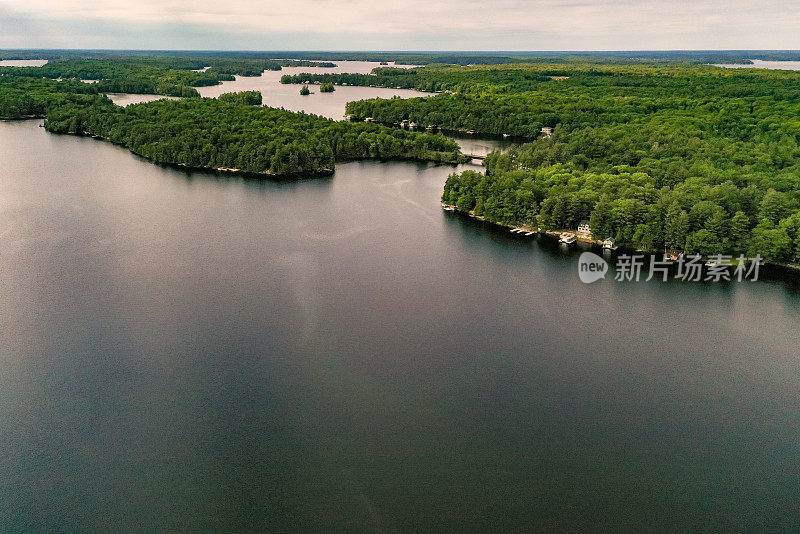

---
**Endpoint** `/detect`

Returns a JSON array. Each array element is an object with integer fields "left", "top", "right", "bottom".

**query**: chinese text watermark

[{"left": 579, "top": 253, "right": 762, "bottom": 284}]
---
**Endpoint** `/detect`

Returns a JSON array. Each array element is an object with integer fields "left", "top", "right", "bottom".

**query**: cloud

[{"left": 0, "top": 0, "right": 798, "bottom": 50}]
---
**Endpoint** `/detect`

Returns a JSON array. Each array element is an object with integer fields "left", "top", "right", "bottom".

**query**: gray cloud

[{"left": 0, "top": 0, "right": 798, "bottom": 50}]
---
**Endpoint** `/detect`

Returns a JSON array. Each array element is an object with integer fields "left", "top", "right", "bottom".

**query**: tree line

[
  {"left": 282, "top": 66, "right": 553, "bottom": 94},
  {"left": 0, "top": 57, "right": 336, "bottom": 98}
]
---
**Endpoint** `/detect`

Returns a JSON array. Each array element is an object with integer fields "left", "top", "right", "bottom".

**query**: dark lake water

[{"left": 1, "top": 114, "right": 800, "bottom": 531}]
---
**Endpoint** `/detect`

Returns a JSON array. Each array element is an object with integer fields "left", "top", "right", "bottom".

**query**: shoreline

[
  {"left": 45, "top": 125, "right": 468, "bottom": 178},
  {"left": 444, "top": 205, "right": 800, "bottom": 275}
]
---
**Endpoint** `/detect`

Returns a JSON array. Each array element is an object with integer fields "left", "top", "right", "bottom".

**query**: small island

[{"left": 299, "top": 84, "right": 311, "bottom": 95}]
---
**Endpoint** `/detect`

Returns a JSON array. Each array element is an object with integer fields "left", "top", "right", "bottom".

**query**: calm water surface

[
  {"left": 107, "top": 61, "right": 428, "bottom": 117},
  {"left": 106, "top": 93, "right": 180, "bottom": 106},
  {"left": 1, "top": 96, "right": 800, "bottom": 532},
  {"left": 196, "top": 61, "right": 428, "bottom": 119},
  {"left": 713, "top": 59, "right": 800, "bottom": 70},
  {"left": 0, "top": 59, "right": 48, "bottom": 67}
]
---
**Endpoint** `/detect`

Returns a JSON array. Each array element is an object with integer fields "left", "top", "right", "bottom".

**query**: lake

[
  {"left": 107, "top": 61, "right": 429, "bottom": 117},
  {"left": 195, "top": 61, "right": 428, "bottom": 119},
  {"left": 106, "top": 93, "right": 181, "bottom": 106},
  {"left": 713, "top": 59, "right": 800, "bottom": 70},
  {"left": 0, "top": 59, "right": 48, "bottom": 67},
  {"left": 1, "top": 84, "right": 800, "bottom": 531}
]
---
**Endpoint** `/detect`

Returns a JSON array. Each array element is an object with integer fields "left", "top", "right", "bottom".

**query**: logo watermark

[
  {"left": 578, "top": 252, "right": 609, "bottom": 284},
  {"left": 579, "top": 253, "right": 762, "bottom": 283}
]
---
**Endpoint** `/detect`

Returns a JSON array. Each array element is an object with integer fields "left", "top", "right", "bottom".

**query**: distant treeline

[
  {"left": 0, "top": 57, "right": 335, "bottom": 97},
  {"left": 282, "top": 66, "right": 553, "bottom": 93},
  {"left": 8, "top": 49, "right": 800, "bottom": 65},
  {"left": 345, "top": 64, "right": 800, "bottom": 136}
]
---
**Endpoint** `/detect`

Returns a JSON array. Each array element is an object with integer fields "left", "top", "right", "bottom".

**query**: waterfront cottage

[{"left": 577, "top": 220, "right": 592, "bottom": 238}]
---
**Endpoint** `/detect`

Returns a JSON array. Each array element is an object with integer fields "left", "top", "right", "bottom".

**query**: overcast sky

[{"left": 1, "top": 0, "right": 798, "bottom": 51}]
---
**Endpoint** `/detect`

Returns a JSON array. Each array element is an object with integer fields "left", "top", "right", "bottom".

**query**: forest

[
  {"left": 0, "top": 57, "right": 336, "bottom": 97},
  {"left": 429, "top": 64, "right": 800, "bottom": 263},
  {"left": 281, "top": 66, "right": 553, "bottom": 93},
  {"left": 0, "top": 77, "right": 107, "bottom": 118},
  {"left": 4, "top": 53, "right": 800, "bottom": 263},
  {"left": 42, "top": 92, "right": 466, "bottom": 175}
]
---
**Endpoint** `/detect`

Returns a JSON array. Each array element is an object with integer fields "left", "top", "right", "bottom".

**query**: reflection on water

[
  {"left": 442, "top": 130, "right": 517, "bottom": 157},
  {"left": 196, "top": 61, "right": 429, "bottom": 119},
  {"left": 713, "top": 59, "right": 800, "bottom": 70},
  {"left": 1, "top": 119, "right": 800, "bottom": 531},
  {"left": 0, "top": 59, "right": 48, "bottom": 67},
  {"left": 107, "top": 93, "right": 180, "bottom": 107}
]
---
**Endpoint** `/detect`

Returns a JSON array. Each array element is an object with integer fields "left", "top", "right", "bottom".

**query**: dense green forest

[
  {"left": 0, "top": 57, "right": 335, "bottom": 97},
  {"left": 217, "top": 91, "right": 262, "bottom": 105},
  {"left": 42, "top": 93, "right": 466, "bottom": 175},
  {"left": 0, "top": 77, "right": 107, "bottom": 118},
  {"left": 430, "top": 64, "right": 800, "bottom": 263},
  {"left": 282, "top": 66, "right": 553, "bottom": 93}
]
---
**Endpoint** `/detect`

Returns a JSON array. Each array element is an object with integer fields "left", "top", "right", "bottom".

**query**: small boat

[
  {"left": 559, "top": 232, "right": 577, "bottom": 244},
  {"left": 502, "top": 133, "right": 511, "bottom": 138},
  {"left": 441, "top": 204, "right": 456, "bottom": 211},
  {"left": 466, "top": 129, "right": 477, "bottom": 135},
  {"left": 525, "top": 232, "right": 534, "bottom": 236},
  {"left": 603, "top": 238, "right": 618, "bottom": 250}
]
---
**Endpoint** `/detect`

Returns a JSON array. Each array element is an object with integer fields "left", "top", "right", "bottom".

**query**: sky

[{"left": 1, "top": 0, "right": 799, "bottom": 51}]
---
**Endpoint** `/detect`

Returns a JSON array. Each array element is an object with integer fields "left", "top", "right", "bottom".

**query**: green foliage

[
  {"left": 430, "top": 63, "right": 800, "bottom": 263},
  {"left": 217, "top": 91, "right": 262, "bottom": 105},
  {"left": 300, "top": 85, "right": 311, "bottom": 96},
  {"left": 319, "top": 82, "right": 335, "bottom": 93},
  {"left": 283, "top": 65, "right": 551, "bottom": 94},
  {"left": 0, "top": 77, "right": 106, "bottom": 118},
  {"left": 0, "top": 57, "right": 335, "bottom": 97},
  {"left": 43, "top": 97, "right": 466, "bottom": 176}
]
